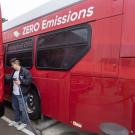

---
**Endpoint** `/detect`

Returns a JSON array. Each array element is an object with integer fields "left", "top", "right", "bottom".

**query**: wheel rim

[{"left": 27, "top": 93, "right": 36, "bottom": 114}]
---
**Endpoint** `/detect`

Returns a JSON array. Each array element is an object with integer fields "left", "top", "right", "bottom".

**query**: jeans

[{"left": 12, "top": 94, "right": 28, "bottom": 124}]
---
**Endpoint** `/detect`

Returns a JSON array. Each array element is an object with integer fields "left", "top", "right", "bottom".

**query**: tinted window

[
  {"left": 6, "top": 38, "right": 33, "bottom": 68},
  {"left": 37, "top": 24, "right": 91, "bottom": 70}
]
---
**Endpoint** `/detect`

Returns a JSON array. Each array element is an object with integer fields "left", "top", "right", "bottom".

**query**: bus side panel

[
  {"left": 71, "top": 15, "right": 122, "bottom": 77},
  {"left": 70, "top": 77, "right": 132, "bottom": 132},
  {"left": 119, "top": 79, "right": 135, "bottom": 133},
  {"left": 69, "top": 16, "right": 126, "bottom": 132},
  {"left": 118, "top": 0, "right": 135, "bottom": 132},
  {"left": 0, "top": 8, "right": 4, "bottom": 117},
  {"left": 119, "top": 0, "right": 135, "bottom": 79},
  {"left": 33, "top": 72, "right": 70, "bottom": 123},
  {"left": 3, "top": 0, "right": 124, "bottom": 43},
  {"left": 120, "top": 0, "right": 135, "bottom": 57}
]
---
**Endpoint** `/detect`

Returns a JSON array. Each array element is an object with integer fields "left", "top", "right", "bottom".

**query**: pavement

[
  {"left": 0, "top": 102, "right": 96, "bottom": 135},
  {"left": 0, "top": 118, "right": 25, "bottom": 135}
]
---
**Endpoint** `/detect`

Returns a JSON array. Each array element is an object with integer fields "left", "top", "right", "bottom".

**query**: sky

[{"left": 0, "top": 0, "right": 51, "bottom": 20}]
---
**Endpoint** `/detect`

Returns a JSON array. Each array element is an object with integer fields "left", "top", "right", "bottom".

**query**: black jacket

[{"left": 5, "top": 67, "right": 32, "bottom": 96}]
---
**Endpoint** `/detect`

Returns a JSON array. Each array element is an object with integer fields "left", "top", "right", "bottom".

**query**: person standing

[{"left": 5, "top": 58, "right": 32, "bottom": 130}]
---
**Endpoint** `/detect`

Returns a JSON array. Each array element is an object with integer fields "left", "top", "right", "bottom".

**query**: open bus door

[{"left": 0, "top": 6, "right": 4, "bottom": 117}]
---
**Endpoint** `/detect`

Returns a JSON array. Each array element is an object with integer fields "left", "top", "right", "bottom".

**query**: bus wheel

[{"left": 27, "top": 87, "right": 41, "bottom": 120}]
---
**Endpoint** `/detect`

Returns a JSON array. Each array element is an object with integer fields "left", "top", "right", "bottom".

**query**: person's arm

[{"left": 20, "top": 69, "right": 32, "bottom": 86}]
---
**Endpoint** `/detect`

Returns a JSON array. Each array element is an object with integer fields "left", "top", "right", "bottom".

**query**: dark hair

[{"left": 10, "top": 58, "right": 20, "bottom": 65}]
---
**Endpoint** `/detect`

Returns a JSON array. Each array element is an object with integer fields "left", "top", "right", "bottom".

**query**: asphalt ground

[{"left": 0, "top": 102, "right": 96, "bottom": 135}]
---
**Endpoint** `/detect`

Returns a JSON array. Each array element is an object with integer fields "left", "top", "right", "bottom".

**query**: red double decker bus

[
  {"left": 0, "top": 7, "right": 4, "bottom": 117},
  {"left": 3, "top": 0, "right": 135, "bottom": 134}
]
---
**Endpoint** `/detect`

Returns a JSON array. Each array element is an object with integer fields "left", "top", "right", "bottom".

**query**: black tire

[{"left": 27, "top": 87, "right": 41, "bottom": 120}]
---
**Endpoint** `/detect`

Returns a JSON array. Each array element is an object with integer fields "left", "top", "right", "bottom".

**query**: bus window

[
  {"left": 36, "top": 24, "right": 92, "bottom": 70},
  {"left": 5, "top": 38, "right": 34, "bottom": 68}
]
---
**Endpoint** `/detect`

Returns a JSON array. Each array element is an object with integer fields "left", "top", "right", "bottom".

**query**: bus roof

[{"left": 3, "top": 0, "right": 82, "bottom": 31}]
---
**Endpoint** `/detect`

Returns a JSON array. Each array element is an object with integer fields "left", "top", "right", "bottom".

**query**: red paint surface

[{"left": 3, "top": 0, "right": 135, "bottom": 134}]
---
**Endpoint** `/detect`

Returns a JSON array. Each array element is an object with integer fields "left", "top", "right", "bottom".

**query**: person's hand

[{"left": 14, "top": 80, "right": 21, "bottom": 86}]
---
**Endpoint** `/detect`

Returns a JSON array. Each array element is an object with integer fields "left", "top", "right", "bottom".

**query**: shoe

[
  {"left": 14, "top": 122, "right": 22, "bottom": 128},
  {"left": 8, "top": 121, "right": 20, "bottom": 127},
  {"left": 16, "top": 123, "right": 27, "bottom": 130}
]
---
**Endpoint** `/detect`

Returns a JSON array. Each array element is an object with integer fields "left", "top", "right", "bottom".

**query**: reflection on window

[
  {"left": 6, "top": 38, "right": 33, "bottom": 68},
  {"left": 36, "top": 24, "right": 91, "bottom": 70}
]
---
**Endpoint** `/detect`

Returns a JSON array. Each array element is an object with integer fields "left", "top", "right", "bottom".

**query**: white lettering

[
  {"left": 86, "top": 7, "right": 94, "bottom": 17},
  {"left": 57, "top": 17, "right": 62, "bottom": 25},
  {"left": 78, "top": 9, "right": 87, "bottom": 19},
  {"left": 34, "top": 22, "right": 40, "bottom": 32},
  {"left": 23, "top": 22, "right": 40, "bottom": 35},
  {"left": 47, "top": 19, "right": 55, "bottom": 28},
  {"left": 72, "top": 121, "right": 82, "bottom": 128},
  {"left": 22, "top": 6, "right": 94, "bottom": 34},
  {"left": 70, "top": 12, "right": 78, "bottom": 22},
  {"left": 41, "top": 6, "right": 94, "bottom": 30},
  {"left": 61, "top": 15, "right": 68, "bottom": 24},
  {"left": 42, "top": 20, "right": 47, "bottom": 30},
  {"left": 23, "top": 27, "right": 27, "bottom": 35},
  {"left": 67, "top": 11, "right": 72, "bottom": 23}
]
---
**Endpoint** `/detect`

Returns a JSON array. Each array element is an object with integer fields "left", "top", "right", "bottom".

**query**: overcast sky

[{"left": 0, "top": 0, "right": 51, "bottom": 20}]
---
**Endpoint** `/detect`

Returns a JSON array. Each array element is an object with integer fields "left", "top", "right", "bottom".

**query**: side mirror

[{"left": 0, "top": 102, "right": 4, "bottom": 117}]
